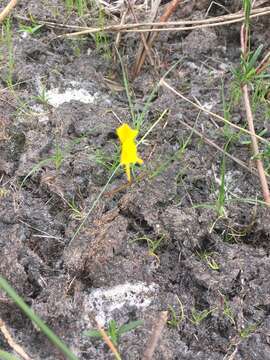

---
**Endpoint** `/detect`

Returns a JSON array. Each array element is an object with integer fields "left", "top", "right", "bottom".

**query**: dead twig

[
  {"left": 142, "top": 311, "right": 168, "bottom": 360},
  {"left": 126, "top": 0, "right": 155, "bottom": 68},
  {"left": 242, "top": 82, "right": 270, "bottom": 203},
  {"left": 0, "top": 318, "right": 32, "bottom": 360},
  {"left": 0, "top": 0, "right": 17, "bottom": 23},
  {"left": 113, "top": 8, "right": 128, "bottom": 63},
  {"left": 240, "top": 18, "right": 270, "bottom": 204},
  {"left": 255, "top": 50, "right": 270, "bottom": 75},
  {"left": 133, "top": 0, "right": 181, "bottom": 76},
  {"left": 59, "top": 6, "right": 270, "bottom": 37},
  {"left": 224, "top": 345, "right": 239, "bottom": 360},
  {"left": 16, "top": 7, "right": 270, "bottom": 32},
  {"left": 132, "top": 0, "right": 161, "bottom": 78}
]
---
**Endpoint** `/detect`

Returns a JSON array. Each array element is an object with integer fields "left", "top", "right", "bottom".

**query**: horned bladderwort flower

[{"left": 116, "top": 123, "right": 143, "bottom": 182}]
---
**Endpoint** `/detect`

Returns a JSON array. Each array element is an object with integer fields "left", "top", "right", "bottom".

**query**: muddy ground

[{"left": 0, "top": 1, "right": 270, "bottom": 359}]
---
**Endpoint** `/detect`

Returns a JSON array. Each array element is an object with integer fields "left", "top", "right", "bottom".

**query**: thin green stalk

[
  {"left": 0, "top": 277, "right": 78, "bottom": 360},
  {"left": 0, "top": 350, "right": 20, "bottom": 360},
  {"left": 138, "top": 109, "right": 168, "bottom": 144},
  {"left": 135, "top": 58, "right": 183, "bottom": 130},
  {"left": 69, "top": 164, "right": 120, "bottom": 245},
  {"left": 114, "top": 47, "right": 136, "bottom": 123},
  {"left": 216, "top": 144, "right": 228, "bottom": 217},
  {"left": 135, "top": 84, "right": 159, "bottom": 130}
]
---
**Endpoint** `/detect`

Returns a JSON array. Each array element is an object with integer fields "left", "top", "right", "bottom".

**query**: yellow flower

[{"left": 116, "top": 123, "right": 143, "bottom": 182}]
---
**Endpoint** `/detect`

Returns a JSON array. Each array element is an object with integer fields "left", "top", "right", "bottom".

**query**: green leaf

[
  {"left": 18, "top": 24, "right": 43, "bottom": 34},
  {"left": 248, "top": 45, "right": 264, "bottom": 70},
  {"left": 0, "top": 277, "right": 78, "bottom": 360},
  {"left": 83, "top": 329, "right": 102, "bottom": 338},
  {"left": 0, "top": 350, "right": 20, "bottom": 360},
  {"left": 108, "top": 320, "right": 118, "bottom": 345},
  {"left": 118, "top": 320, "right": 143, "bottom": 336}
]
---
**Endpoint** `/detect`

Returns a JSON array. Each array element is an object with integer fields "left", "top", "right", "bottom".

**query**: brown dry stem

[
  {"left": 255, "top": 50, "right": 270, "bottom": 75},
  {"left": 240, "top": 24, "right": 270, "bottom": 205},
  {"left": 59, "top": 7, "right": 270, "bottom": 37},
  {"left": 0, "top": 0, "right": 17, "bottom": 23},
  {"left": 142, "top": 311, "right": 168, "bottom": 360},
  {"left": 0, "top": 318, "right": 32, "bottom": 360},
  {"left": 127, "top": 0, "right": 155, "bottom": 68},
  {"left": 132, "top": 0, "right": 161, "bottom": 78},
  {"left": 133, "top": 0, "right": 181, "bottom": 77},
  {"left": 95, "top": 321, "right": 122, "bottom": 360}
]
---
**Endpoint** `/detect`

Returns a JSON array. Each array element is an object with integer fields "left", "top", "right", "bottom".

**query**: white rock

[{"left": 84, "top": 282, "right": 159, "bottom": 326}]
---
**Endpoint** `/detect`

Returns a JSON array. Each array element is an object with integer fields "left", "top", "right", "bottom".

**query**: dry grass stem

[
  {"left": 15, "top": 6, "right": 270, "bottom": 33},
  {"left": 132, "top": 0, "right": 161, "bottom": 77},
  {"left": 159, "top": 79, "right": 269, "bottom": 145},
  {"left": 255, "top": 50, "right": 270, "bottom": 75},
  {"left": 142, "top": 311, "right": 168, "bottom": 360},
  {"left": 133, "top": 0, "right": 181, "bottom": 76},
  {"left": 127, "top": 0, "right": 155, "bottom": 68},
  {"left": 113, "top": 8, "right": 128, "bottom": 62},
  {"left": 178, "top": 119, "right": 261, "bottom": 178},
  {"left": 60, "top": 6, "right": 270, "bottom": 37},
  {"left": 0, "top": 318, "right": 32, "bottom": 360},
  {"left": 242, "top": 84, "right": 270, "bottom": 204},
  {"left": 0, "top": 0, "right": 17, "bottom": 23},
  {"left": 240, "top": 22, "right": 270, "bottom": 205}
]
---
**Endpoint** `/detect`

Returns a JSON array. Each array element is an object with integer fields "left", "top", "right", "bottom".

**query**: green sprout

[
  {"left": 84, "top": 319, "right": 143, "bottom": 346},
  {"left": 218, "top": 292, "right": 235, "bottom": 325},
  {"left": 194, "top": 142, "right": 229, "bottom": 221},
  {"left": 239, "top": 323, "right": 257, "bottom": 338},
  {"left": 132, "top": 234, "right": 165, "bottom": 260},
  {"left": 190, "top": 307, "right": 216, "bottom": 326},
  {"left": 93, "top": 146, "right": 120, "bottom": 172},
  {"left": 20, "top": 138, "right": 84, "bottom": 187},
  {"left": 18, "top": 23, "right": 43, "bottom": 35},
  {"left": 66, "top": 198, "right": 85, "bottom": 221},
  {"left": 233, "top": 43, "right": 269, "bottom": 88},
  {"left": 197, "top": 251, "right": 220, "bottom": 271},
  {"left": 167, "top": 296, "right": 185, "bottom": 328},
  {"left": 65, "top": 0, "right": 87, "bottom": 16},
  {"left": 34, "top": 83, "right": 49, "bottom": 105},
  {"left": 223, "top": 301, "right": 235, "bottom": 325},
  {"left": 52, "top": 145, "right": 64, "bottom": 171},
  {"left": 90, "top": 4, "right": 111, "bottom": 59}
]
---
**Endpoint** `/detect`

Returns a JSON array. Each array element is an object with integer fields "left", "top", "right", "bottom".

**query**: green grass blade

[
  {"left": 135, "top": 58, "right": 183, "bottom": 130},
  {"left": 248, "top": 45, "right": 264, "bottom": 70},
  {"left": 69, "top": 164, "right": 120, "bottom": 245},
  {"left": 108, "top": 320, "right": 118, "bottom": 345},
  {"left": 118, "top": 320, "right": 143, "bottom": 336},
  {"left": 83, "top": 329, "right": 102, "bottom": 338},
  {"left": 20, "top": 158, "right": 51, "bottom": 188},
  {"left": 0, "top": 350, "right": 20, "bottom": 360},
  {"left": 217, "top": 154, "right": 226, "bottom": 217},
  {"left": 135, "top": 85, "right": 159, "bottom": 130},
  {"left": 0, "top": 277, "right": 79, "bottom": 360},
  {"left": 114, "top": 47, "right": 136, "bottom": 124},
  {"left": 138, "top": 109, "right": 168, "bottom": 145},
  {"left": 242, "top": 0, "right": 251, "bottom": 24}
]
